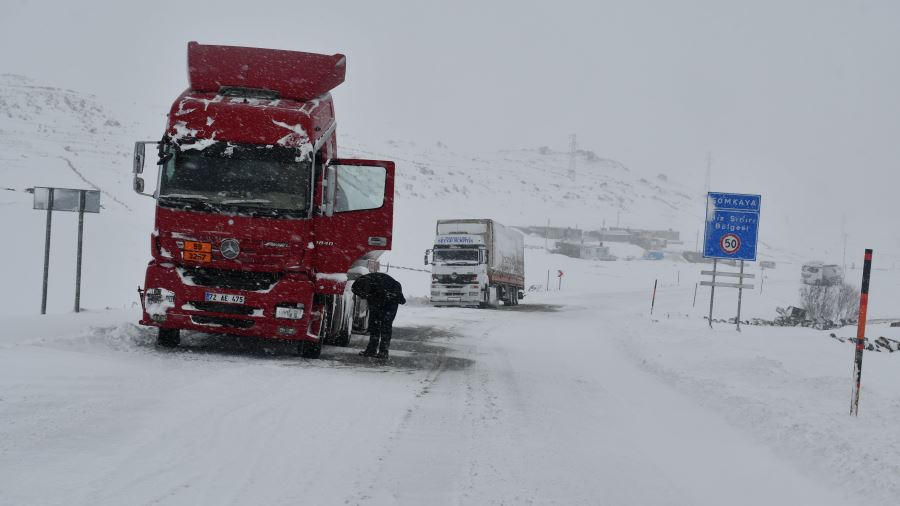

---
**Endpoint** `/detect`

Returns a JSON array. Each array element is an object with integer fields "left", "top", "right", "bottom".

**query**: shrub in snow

[{"left": 799, "top": 282, "right": 859, "bottom": 321}]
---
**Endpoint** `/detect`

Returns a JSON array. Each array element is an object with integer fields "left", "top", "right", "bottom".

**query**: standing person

[{"left": 351, "top": 272, "right": 406, "bottom": 359}]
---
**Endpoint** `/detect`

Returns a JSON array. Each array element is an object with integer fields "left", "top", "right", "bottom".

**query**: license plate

[
  {"left": 183, "top": 251, "right": 212, "bottom": 263},
  {"left": 204, "top": 292, "right": 245, "bottom": 304},
  {"left": 184, "top": 240, "right": 212, "bottom": 252}
]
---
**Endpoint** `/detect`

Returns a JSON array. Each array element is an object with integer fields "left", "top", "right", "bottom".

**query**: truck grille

[
  {"left": 181, "top": 267, "right": 281, "bottom": 292},
  {"left": 189, "top": 301, "right": 259, "bottom": 316},
  {"left": 434, "top": 274, "right": 477, "bottom": 284},
  {"left": 191, "top": 315, "right": 255, "bottom": 329}
]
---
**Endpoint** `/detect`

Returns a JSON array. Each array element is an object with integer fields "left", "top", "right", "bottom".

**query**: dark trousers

[{"left": 364, "top": 302, "right": 398, "bottom": 354}]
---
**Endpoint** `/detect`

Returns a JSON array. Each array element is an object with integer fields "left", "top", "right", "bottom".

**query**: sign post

[
  {"left": 33, "top": 187, "right": 101, "bottom": 314},
  {"left": 850, "top": 249, "right": 873, "bottom": 416},
  {"left": 40, "top": 188, "right": 55, "bottom": 315},
  {"left": 736, "top": 260, "right": 745, "bottom": 331},
  {"left": 702, "top": 192, "right": 761, "bottom": 328},
  {"left": 557, "top": 270, "right": 564, "bottom": 291},
  {"left": 707, "top": 259, "right": 717, "bottom": 327}
]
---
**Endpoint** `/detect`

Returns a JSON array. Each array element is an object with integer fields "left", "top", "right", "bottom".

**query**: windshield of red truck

[
  {"left": 434, "top": 248, "right": 479, "bottom": 263},
  {"left": 157, "top": 141, "right": 311, "bottom": 219}
]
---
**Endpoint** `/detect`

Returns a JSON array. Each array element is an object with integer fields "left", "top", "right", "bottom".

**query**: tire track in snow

[{"left": 348, "top": 345, "right": 451, "bottom": 504}]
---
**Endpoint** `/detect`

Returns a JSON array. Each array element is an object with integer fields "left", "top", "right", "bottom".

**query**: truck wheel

[
  {"left": 157, "top": 328, "right": 180, "bottom": 348},
  {"left": 331, "top": 295, "right": 352, "bottom": 347},
  {"left": 298, "top": 340, "right": 322, "bottom": 359}
]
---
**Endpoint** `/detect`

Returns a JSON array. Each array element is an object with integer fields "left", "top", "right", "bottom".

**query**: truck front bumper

[
  {"left": 430, "top": 284, "right": 482, "bottom": 307},
  {"left": 140, "top": 262, "right": 321, "bottom": 342}
]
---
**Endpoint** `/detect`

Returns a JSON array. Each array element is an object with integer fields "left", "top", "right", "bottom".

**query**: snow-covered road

[{"left": 1, "top": 286, "right": 877, "bottom": 506}]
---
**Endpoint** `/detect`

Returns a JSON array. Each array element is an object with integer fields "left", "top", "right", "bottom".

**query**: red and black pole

[{"left": 850, "top": 248, "right": 873, "bottom": 416}]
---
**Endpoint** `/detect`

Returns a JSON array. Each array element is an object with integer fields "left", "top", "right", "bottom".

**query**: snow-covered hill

[
  {"left": 0, "top": 75, "right": 714, "bottom": 317},
  {"left": 0, "top": 74, "right": 155, "bottom": 317}
]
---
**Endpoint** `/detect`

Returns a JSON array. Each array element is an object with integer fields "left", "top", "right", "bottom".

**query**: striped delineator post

[{"left": 850, "top": 249, "right": 873, "bottom": 416}]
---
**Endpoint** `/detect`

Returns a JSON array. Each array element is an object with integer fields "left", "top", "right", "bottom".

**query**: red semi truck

[{"left": 132, "top": 42, "right": 395, "bottom": 358}]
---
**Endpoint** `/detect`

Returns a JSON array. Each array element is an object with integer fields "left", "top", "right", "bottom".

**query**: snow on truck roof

[{"left": 187, "top": 42, "right": 346, "bottom": 101}]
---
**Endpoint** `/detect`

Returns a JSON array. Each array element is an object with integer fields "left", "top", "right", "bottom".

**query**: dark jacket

[{"left": 351, "top": 272, "right": 406, "bottom": 308}]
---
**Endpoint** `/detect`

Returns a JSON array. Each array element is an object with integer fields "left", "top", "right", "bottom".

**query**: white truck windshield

[{"left": 434, "top": 249, "right": 479, "bottom": 263}]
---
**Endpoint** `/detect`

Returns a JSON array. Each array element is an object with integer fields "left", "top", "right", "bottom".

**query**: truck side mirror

[
  {"left": 424, "top": 249, "right": 432, "bottom": 265},
  {"left": 133, "top": 141, "right": 159, "bottom": 198},
  {"left": 133, "top": 141, "right": 145, "bottom": 174}
]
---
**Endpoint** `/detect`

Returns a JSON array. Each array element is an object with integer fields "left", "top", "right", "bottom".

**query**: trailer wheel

[
  {"left": 157, "top": 328, "right": 180, "bottom": 348},
  {"left": 298, "top": 340, "right": 322, "bottom": 359}
]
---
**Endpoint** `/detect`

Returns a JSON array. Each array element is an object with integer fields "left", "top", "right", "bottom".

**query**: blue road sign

[{"left": 703, "top": 192, "right": 761, "bottom": 261}]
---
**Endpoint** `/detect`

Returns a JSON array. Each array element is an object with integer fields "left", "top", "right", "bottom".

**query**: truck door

[{"left": 313, "top": 159, "right": 395, "bottom": 274}]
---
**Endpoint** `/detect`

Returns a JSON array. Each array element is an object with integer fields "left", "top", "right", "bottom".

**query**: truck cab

[
  {"left": 427, "top": 234, "right": 489, "bottom": 307},
  {"left": 801, "top": 261, "right": 843, "bottom": 286},
  {"left": 132, "top": 42, "right": 394, "bottom": 358}
]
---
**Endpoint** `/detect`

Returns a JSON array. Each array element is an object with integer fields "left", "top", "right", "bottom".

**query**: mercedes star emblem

[{"left": 220, "top": 238, "right": 240, "bottom": 259}]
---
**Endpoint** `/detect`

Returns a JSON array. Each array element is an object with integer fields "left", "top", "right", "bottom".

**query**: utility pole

[{"left": 568, "top": 134, "right": 577, "bottom": 181}]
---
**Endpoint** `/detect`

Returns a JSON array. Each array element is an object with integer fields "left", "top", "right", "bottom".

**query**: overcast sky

[{"left": 2, "top": 0, "right": 899, "bottom": 261}]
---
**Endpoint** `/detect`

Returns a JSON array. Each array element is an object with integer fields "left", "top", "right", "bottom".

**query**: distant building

[
  {"left": 525, "top": 224, "right": 681, "bottom": 254},
  {"left": 554, "top": 240, "right": 615, "bottom": 261},
  {"left": 521, "top": 225, "right": 583, "bottom": 241}
]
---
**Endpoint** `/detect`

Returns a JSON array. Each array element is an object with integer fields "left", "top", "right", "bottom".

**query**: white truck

[{"left": 425, "top": 219, "right": 525, "bottom": 307}]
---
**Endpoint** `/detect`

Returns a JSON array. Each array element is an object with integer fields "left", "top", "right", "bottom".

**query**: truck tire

[
  {"left": 332, "top": 295, "right": 352, "bottom": 347},
  {"left": 157, "top": 328, "right": 180, "bottom": 348},
  {"left": 298, "top": 340, "right": 322, "bottom": 359},
  {"left": 352, "top": 296, "right": 370, "bottom": 333}
]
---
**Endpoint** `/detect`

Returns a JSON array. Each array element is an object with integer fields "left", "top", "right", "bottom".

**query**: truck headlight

[{"left": 275, "top": 304, "right": 305, "bottom": 320}]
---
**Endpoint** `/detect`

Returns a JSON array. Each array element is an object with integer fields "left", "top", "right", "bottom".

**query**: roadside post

[
  {"left": 557, "top": 270, "right": 564, "bottom": 291},
  {"left": 650, "top": 279, "right": 658, "bottom": 315},
  {"left": 700, "top": 192, "right": 761, "bottom": 329},
  {"left": 33, "top": 187, "right": 101, "bottom": 314},
  {"left": 759, "top": 263, "right": 766, "bottom": 294},
  {"left": 850, "top": 249, "right": 873, "bottom": 416}
]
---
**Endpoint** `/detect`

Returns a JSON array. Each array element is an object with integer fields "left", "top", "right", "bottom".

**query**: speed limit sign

[
  {"left": 720, "top": 233, "right": 741, "bottom": 254},
  {"left": 703, "top": 192, "right": 760, "bottom": 260}
]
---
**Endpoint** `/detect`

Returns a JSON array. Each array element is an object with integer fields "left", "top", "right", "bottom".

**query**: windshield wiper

[
  {"left": 220, "top": 199, "right": 273, "bottom": 205},
  {"left": 224, "top": 204, "right": 296, "bottom": 218},
  {"left": 158, "top": 195, "right": 221, "bottom": 213},
  {"left": 160, "top": 193, "right": 209, "bottom": 200}
]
